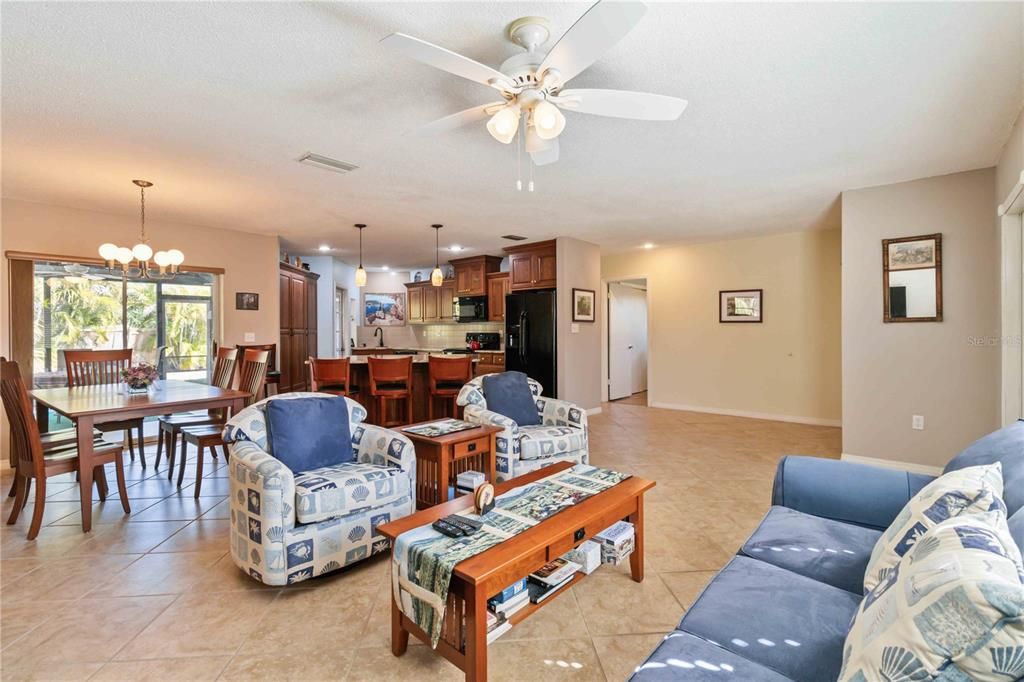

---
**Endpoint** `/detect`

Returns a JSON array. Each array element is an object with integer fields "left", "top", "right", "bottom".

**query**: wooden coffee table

[
  {"left": 377, "top": 461, "right": 655, "bottom": 682},
  {"left": 400, "top": 422, "right": 502, "bottom": 510}
]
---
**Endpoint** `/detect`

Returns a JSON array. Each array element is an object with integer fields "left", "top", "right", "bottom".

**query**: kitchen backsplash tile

[{"left": 355, "top": 322, "right": 502, "bottom": 351}]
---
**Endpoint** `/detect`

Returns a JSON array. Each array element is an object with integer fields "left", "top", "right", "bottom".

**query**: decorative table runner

[{"left": 391, "top": 464, "right": 630, "bottom": 647}]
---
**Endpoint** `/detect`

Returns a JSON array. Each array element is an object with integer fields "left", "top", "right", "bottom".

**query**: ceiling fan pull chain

[
  {"left": 516, "top": 120, "right": 523, "bottom": 191},
  {"left": 528, "top": 151, "right": 535, "bottom": 192}
]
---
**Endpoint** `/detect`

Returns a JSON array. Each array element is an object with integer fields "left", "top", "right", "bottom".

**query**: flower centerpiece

[{"left": 121, "top": 363, "right": 158, "bottom": 394}]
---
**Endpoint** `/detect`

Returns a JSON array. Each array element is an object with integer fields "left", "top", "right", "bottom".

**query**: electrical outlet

[
  {"left": 912, "top": 415, "right": 925, "bottom": 431},
  {"left": 244, "top": 332, "right": 256, "bottom": 342}
]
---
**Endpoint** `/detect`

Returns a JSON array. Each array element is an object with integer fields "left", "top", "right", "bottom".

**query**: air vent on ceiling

[
  {"left": 297, "top": 152, "right": 359, "bottom": 174},
  {"left": 502, "top": 234, "right": 528, "bottom": 241}
]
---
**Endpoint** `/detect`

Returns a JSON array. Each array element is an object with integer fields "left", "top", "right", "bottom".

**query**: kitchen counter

[{"left": 347, "top": 353, "right": 480, "bottom": 364}]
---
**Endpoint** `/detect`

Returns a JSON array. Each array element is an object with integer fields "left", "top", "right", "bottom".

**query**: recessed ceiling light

[
  {"left": 318, "top": 245, "right": 331, "bottom": 252},
  {"left": 382, "top": 265, "right": 390, "bottom": 270},
  {"left": 449, "top": 245, "right": 464, "bottom": 252},
  {"left": 643, "top": 242, "right": 655, "bottom": 249}
]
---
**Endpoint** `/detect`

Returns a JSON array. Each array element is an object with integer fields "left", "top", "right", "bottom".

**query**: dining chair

[
  {"left": 234, "top": 343, "right": 278, "bottom": 399},
  {"left": 157, "top": 346, "right": 238, "bottom": 477},
  {"left": 308, "top": 356, "right": 358, "bottom": 398},
  {"left": 427, "top": 355, "right": 473, "bottom": 419},
  {"left": 1, "top": 358, "right": 130, "bottom": 539},
  {"left": 367, "top": 356, "right": 414, "bottom": 427},
  {"left": 64, "top": 349, "right": 147, "bottom": 467},
  {"left": 178, "top": 349, "right": 269, "bottom": 498}
]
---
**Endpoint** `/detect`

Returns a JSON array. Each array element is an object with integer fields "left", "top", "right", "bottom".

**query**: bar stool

[
  {"left": 308, "top": 357, "right": 359, "bottom": 400},
  {"left": 367, "top": 356, "right": 413, "bottom": 427},
  {"left": 427, "top": 355, "right": 473, "bottom": 419}
]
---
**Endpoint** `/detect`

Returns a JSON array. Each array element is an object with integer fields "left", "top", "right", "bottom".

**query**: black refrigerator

[{"left": 505, "top": 289, "right": 557, "bottom": 398}]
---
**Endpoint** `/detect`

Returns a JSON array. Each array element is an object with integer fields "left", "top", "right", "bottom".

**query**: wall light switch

[
  {"left": 244, "top": 332, "right": 256, "bottom": 343},
  {"left": 912, "top": 415, "right": 925, "bottom": 431},
  {"left": 571, "top": 323, "right": 580, "bottom": 334}
]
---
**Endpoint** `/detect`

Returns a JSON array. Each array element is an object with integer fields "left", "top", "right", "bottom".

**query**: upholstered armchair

[
  {"left": 221, "top": 392, "right": 415, "bottom": 586},
  {"left": 456, "top": 374, "right": 588, "bottom": 482}
]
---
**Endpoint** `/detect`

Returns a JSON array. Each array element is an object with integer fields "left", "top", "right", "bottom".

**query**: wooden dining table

[{"left": 31, "top": 380, "right": 250, "bottom": 532}]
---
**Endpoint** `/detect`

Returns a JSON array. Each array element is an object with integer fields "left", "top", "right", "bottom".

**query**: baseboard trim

[
  {"left": 841, "top": 453, "right": 943, "bottom": 476},
  {"left": 586, "top": 407, "right": 603, "bottom": 416},
  {"left": 648, "top": 401, "right": 841, "bottom": 427}
]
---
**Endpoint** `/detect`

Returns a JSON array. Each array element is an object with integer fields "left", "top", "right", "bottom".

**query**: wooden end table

[
  {"left": 401, "top": 422, "right": 502, "bottom": 510},
  {"left": 377, "top": 461, "right": 655, "bottom": 682}
]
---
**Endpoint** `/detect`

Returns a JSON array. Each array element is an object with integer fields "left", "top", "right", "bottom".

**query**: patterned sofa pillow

[
  {"left": 863, "top": 463, "right": 1005, "bottom": 592},
  {"left": 840, "top": 511, "right": 1024, "bottom": 682}
]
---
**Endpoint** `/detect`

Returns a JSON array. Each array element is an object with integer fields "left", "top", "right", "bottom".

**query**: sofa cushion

[
  {"left": 266, "top": 396, "right": 353, "bottom": 474},
  {"left": 863, "top": 463, "right": 1005, "bottom": 592},
  {"left": 677, "top": 556, "right": 861, "bottom": 682},
  {"left": 483, "top": 372, "right": 541, "bottom": 426},
  {"left": 945, "top": 419, "right": 1024, "bottom": 516},
  {"left": 1011, "top": 508, "right": 1024, "bottom": 552},
  {"left": 741, "top": 506, "right": 882, "bottom": 594},
  {"left": 293, "top": 461, "right": 410, "bottom": 524},
  {"left": 839, "top": 512, "right": 1024, "bottom": 681},
  {"left": 631, "top": 631, "right": 794, "bottom": 681},
  {"left": 518, "top": 425, "right": 586, "bottom": 461}
]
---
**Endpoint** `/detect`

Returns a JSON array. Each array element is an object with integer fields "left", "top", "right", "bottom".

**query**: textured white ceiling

[{"left": 2, "top": 2, "right": 1021, "bottom": 269}]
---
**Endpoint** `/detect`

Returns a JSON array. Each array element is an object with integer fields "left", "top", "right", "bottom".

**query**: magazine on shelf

[
  {"left": 402, "top": 419, "right": 479, "bottom": 438},
  {"left": 490, "top": 578, "right": 528, "bottom": 604},
  {"left": 527, "top": 574, "right": 574, "bottom": 604},
  {"left": 528, "top": 558, "right": 581, "bottom": 587},
  {"left": 487, "top": 620, "right": 512, "bottom": 643},
  {"left": 490, "top": 590, "right": 529, "bottom": 617}
]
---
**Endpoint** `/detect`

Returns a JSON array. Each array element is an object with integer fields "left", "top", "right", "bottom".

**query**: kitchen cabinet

[
  {"left": 486, "top": 272, "right": 510, "bottom": 321},
  {"left": 408, "top": 286, "right": 423, "bottom": 321},
  {"left": 405, "top": 281, "right": 457, "bottom": 324},
  {"left": 504, "top": 239, "right": 556, "bottom": 290},
  {"left": 474, "top": 351, "right": 505, "bottom": 377},
  {"left": 279, "top": 262, "right": 319, "bottom": 392},
  {"left": 450, "top": 255, "right": 502, "bottom": 296}
]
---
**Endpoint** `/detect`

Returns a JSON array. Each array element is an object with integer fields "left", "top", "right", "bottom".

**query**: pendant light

[
  {"left": 430, "top": 224, "right": 444, "bottom": 287},
  {"left": 98, "top": 179, "right": 184, "bottom": 278},
  {"left": 354, "top": 223, "right": 367, "bottom": 287}
]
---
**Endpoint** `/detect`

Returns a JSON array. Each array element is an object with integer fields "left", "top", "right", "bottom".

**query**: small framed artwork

[
  {"left": 235, "top": 292, "right": 259, "bottom": 311},
  {"left": 719, "top": 289, "right": 763, "bottom": 323},
  {"left": 572, "top": 288, "right": 596, "bottom": 322},
  {"left": 363, "top": 292, "right": 406, "bottom": 326}
]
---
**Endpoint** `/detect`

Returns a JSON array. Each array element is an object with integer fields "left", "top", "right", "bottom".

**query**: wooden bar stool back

[
  {"left": 367, "top": 356, "right": 413, "bottom": 427},
  {"left": 64, "top": 349, "right": 146, "bottom": 467},
  {"left": 308, "top": 357, "right": 355, "bottom": 397},
  {"left": 179, "top": 349, "right": 269, "bottom": 498},
  {"left": 158, "top": 346, "right": 239, "bottom": 476},
  {"left": 427, "top": 355, "right": 473, "bottom": 419},
  {"left": 1, "top": 358, "right": 129, "bottom": 539}
]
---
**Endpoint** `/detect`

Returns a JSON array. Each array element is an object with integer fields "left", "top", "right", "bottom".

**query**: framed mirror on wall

[{"left": 882, "top": 233, "right": 942, "bottom": 323}]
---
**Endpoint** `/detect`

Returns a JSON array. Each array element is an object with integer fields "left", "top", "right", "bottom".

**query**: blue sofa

[{"left": 631, "top": 420, "right": 1024, "bottom": 681}]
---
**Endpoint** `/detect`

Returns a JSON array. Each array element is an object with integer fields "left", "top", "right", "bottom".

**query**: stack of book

[
  {"left": 485, "top": 578, "right": 528, "bottom": 643},
  {"left": 594, "top": 521, "right": 635, "bottom": 565},
  {"left": 526, "top": 557, "right": 581, "bottom": 604},
  {"left": 456, "top": 470, "right": 486, "bottom": 497}
]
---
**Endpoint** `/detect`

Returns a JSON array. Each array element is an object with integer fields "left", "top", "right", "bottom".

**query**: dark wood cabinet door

[
  {"left": 288, "top": 275, "right": 306, "bottom": 329},
  {"left": 279, "top": 273, "right": 291, "bottom": 327},
  {"left": 423, "top": 286, "right": 439, "bottom": 320},
  {"left": 290, "top": 331, "right": 308, "bottom": 392},
  {"left": 487, "top": 275, "right": 509, "bottom": 321},
  {"left": 455, "top": 267, "right": 475, "bottom": 295},
  {"left": 534, "top": 251, "right": 557, "bottom": 288},
  {"left": 279, "top": 332, "right": 293, "bottom": 391},
  {"left": 509, "top": 253, "right": 534, "bottom": 290},
  {"left": 408, "top": 286, "right": 423, "bottom": 321},
  {"left": 439, "top": 283, "right": 456, "bottom": 321}
]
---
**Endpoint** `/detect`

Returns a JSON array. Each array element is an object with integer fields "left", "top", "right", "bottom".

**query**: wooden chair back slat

[
  {"left": 308, "top": 357, "right": 351, "bottom": 394},
  {"left": 238, "top": 349, "right": 270, "bottom": 408},
  {"left": 211, "top": 347, "right": 239, "bottom": 390},
  {"left": 428, "top": 355, "right": 474, "bottom": 391},
  {"left": 0, "top": 358, "right": 46, "bottom": 479},
  {"left": 367, "top": 356, "right": 413, "bottom": 393},
  {"left": 65, "top": 349, "right": 133, "bottom": 387}
]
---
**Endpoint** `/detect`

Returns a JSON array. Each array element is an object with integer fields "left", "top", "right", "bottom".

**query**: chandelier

[{"left": 98, "top": 180, "right": 184, "bottom": 278}]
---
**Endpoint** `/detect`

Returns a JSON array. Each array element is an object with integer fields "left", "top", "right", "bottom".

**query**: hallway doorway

[{"left": 607, "top": 279, "right": 649, "bottom": 403}]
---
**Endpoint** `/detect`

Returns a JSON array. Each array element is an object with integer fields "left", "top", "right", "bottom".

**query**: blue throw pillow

[
  {"left": 944, "top": 419, "right": 1024, "bottom": 517},
  {"left": 483, "top": 371, "right": 540, "bottom": 426},
  {"left": 265, "top": 397, "right": 354, "bottom": 474}
]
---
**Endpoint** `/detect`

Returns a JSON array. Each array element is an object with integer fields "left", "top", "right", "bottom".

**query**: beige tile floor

[{"left": 0, "top": 400, "right": 840, "bottom": 681}]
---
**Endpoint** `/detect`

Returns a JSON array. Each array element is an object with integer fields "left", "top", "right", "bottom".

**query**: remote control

[
  {"left": 446, "top": 517, "right": 477, "bottom": 534},
  {"left": 452, "top": 515, "right": 483, "bottom": 531},
  {"left": 432, "top": 520, "right": 464, "bottom": 538}
]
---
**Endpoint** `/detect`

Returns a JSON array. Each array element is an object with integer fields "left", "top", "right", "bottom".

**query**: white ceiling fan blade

[
  {"left": 420, "top": 102, "right": 506, "bottom": 134},
  {"left": 381, "top": 33, "right": 511, "bottom": 90},
  {"left": 537, "top": 1, "right": 647, "bottom": 85},
  {"left": 556, "top": 88, "right": 687, "bottom": 120},
  {"left": 529, "top": 137, "right": 560, "bottom": 166}
]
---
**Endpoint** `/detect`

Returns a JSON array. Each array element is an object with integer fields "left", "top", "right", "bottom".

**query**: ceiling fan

[{"left": 381, "top": 1, "right": 687, "bottom": 167}]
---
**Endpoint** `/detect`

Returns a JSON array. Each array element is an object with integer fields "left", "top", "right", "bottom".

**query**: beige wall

[
  {"left": 556, "top": 237, "right": 602, "bottom": 411},
  {"left": 1, "top": 198, "right": 281, "bottom": 351},
  {"left": 841, "top": 168, "right": 1001, "bottom": 470},
  {"left": 602, "top": 229, "right": 842, "bottom": 424}
]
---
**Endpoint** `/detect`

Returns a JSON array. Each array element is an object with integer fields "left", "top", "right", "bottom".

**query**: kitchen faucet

[{"left": 374, "top": 327, "right": 384, "bottom": 348}]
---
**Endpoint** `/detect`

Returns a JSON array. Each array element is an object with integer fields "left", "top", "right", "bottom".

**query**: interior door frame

[
  {"left": 600, "top": 274, "right": 652, "bottom": 403},
  {"left": 999, "top": 171, "right": 1024, "bottom": 424}
]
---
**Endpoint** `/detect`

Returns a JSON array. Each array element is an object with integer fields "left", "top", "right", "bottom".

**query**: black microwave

[{"left": 455, "top": 296, "right": 488, "bottom": 323}]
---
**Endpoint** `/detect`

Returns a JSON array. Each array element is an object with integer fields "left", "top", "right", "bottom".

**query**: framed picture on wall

[
  {"left": 572, "top": 288, "right": 596, "bottom": 322},
  {"left": 235, "top": 292, "right": 259, "bottom": 311},
  {"left": 363, "top": 292, "right": 406, "bottom": 326},
  {"left": 719, "top": 289, "right": 762, "bottom": 323}
]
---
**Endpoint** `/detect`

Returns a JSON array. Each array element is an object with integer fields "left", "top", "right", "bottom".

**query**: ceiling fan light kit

[{"left": 382, "top": 0, "right": 687, "bottom": 189}]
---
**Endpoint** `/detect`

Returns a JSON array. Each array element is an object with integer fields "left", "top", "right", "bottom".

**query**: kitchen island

[{"left": 346, "top": 353, "right": 479, "bottom": 425}]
